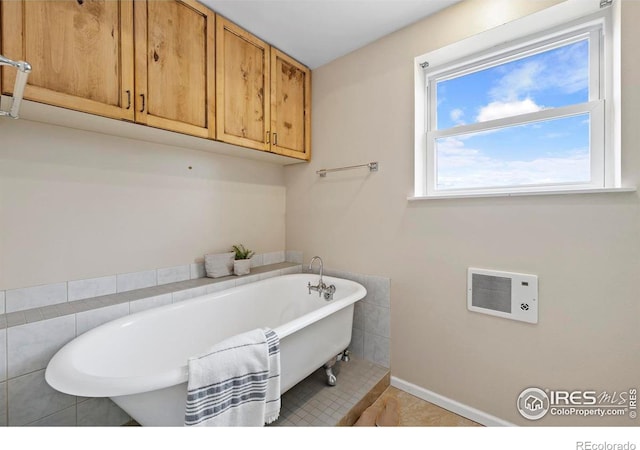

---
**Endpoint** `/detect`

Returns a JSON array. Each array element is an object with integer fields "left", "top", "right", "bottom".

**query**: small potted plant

[{"left": 232, "top": 244, "right": 254, "bottom": 276}]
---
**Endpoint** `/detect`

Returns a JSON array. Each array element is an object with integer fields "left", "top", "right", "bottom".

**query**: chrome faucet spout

[
  {"left": 307, "top": 256, "right": 336, "bottom": 300},
  {"left": 308, "top": 256, "right": 323, "bottom": 284}
]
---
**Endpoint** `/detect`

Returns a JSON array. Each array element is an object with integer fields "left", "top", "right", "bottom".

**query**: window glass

[
  {"left": 435, "top": 39, "right": 590, "bottom": 130},
  {"left": 435, "top": 113, "right": 591, "bottom": 191}
]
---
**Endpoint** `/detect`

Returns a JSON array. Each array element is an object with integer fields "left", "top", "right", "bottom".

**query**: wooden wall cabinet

[
  {"left": 216, "top": 17, "right": 310, "bottom": 161},
  {"left": 1, "top": 1, "right": 309, "bottom": 160},
  {"left": 134, "top": 0, "right": 215, "bottom": 138},
  {"left": 270, "top": 48, "right": 311, "bottom": 160},
  {"left": 1, "top": 0, "right": 135, "bottom": 121},
  {"left": 215, "top": 17, "right": 271, "bottom": 152},
  {"left": 1, "top": 0, "right": 215, "bottom": 138}
]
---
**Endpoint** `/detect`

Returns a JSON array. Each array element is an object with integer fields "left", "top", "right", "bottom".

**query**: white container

[{"left": 233, "top": 258, "right": 251, "bottom": 276}]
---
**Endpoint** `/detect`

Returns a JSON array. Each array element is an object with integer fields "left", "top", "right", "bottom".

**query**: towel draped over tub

[{"left": 184, "top": 328, "right": 281, "bottom": 426}]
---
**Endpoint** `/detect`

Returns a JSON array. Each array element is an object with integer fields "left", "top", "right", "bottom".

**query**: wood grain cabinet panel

[
  {"left": 216, "top": 17, "right": 311, "bottom": 160},
  {"left": 134, "top": 0, "right": 215, "bottom": 138},
  {"left": 1, "top": 0, "right": 135, "bottom": 120},
  {"left": 216, "top": 17, "right": 270, "bottom": 151},
  {"left": 270, "top": 48, "right": 311, "bottom": 160}
]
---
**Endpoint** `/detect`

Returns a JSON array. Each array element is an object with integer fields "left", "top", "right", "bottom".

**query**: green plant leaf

[{"left": 231, "top": 244, "right": 253, "bottom": 260}]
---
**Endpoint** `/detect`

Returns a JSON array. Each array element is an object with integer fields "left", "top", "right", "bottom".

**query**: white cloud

[
  {"left": 436, "top": 137, "right": 484, "bottom": 168},
  {"left": 436, "top": 138, "right": 491, "bottom": 171},
  {"left": 470, "top": 40, "right": 588, "bottom": 125},
  {"left": 545, "top": 41, "right": 589, "bottom": 94},
  {"left": 476, "top": 98, "right": 543, "bottom": 122},
  {"left": 543, "top": 132, "right": 570, "bottom": 139},
  {"left": 489, "top": 61, "right": 543, "bottom": 102},
  {"left": 436, "top": 138, "right": 589, "bottom": 190},
  {"left": 488, "top": 41, "right": 588, "bottom": 103},
  {"left": 450, "top": 108, "right": 465, "bottom": 125}
]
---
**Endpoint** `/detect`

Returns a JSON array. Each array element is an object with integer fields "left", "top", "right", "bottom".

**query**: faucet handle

[{"left": 323, "top": 284, "right": 336, "bottom": 301}]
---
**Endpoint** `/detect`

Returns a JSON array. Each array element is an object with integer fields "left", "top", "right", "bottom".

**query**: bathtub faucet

[{"left": 307, "top": 256, "right": 336, "bottom": 300}]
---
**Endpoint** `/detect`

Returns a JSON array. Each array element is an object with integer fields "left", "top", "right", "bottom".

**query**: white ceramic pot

[{"left": 233, "top": 259, "right": 251, "bottom": 276}]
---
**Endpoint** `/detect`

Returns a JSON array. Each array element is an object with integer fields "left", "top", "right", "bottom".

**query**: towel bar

[
  {"left": 0, "top": 54, "right": 32, "bottom": 119},
  {"left": 316, "top": 162, "right": 378, "bottom": 177}
]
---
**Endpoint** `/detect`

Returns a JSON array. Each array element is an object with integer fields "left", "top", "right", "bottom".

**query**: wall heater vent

[{"left": 467, "top": 268, "right": 538, "bottom": 324}]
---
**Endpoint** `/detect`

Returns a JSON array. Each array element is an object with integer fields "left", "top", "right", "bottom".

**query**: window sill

[{"left": 408, "top": 187, "right": 637, "bottom": 201}]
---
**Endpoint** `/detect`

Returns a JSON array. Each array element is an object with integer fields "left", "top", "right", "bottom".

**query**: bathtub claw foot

[
  {"left": 325, "top": 366, "right": 337, "bottom": 386},
  {"left": 323, "top": 357, "right": 338, "bottom": 387},
  {"left": 322, "top": 348, "right": 350, "bottom": 386}
]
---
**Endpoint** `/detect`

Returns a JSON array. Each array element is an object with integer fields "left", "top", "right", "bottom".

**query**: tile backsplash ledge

[{"left": 1, "top": 250, "right": 299, "bottom": 314}]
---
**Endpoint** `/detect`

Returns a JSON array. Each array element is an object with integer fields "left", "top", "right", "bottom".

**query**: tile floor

[
  {"left": 271, "top": 358, "right": 479, "bottom": 427},
  {"left": 270, "top": 358, "right": 389, "bottom": 427}
]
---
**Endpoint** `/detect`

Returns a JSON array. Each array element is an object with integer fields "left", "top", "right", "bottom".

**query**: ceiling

[{"left": 200, "top": 0, "right": 462, "bottom": 69}]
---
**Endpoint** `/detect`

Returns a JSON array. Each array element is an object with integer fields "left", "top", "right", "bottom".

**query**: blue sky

[{"left": 434, "top": 39, "right": 591, "bottom": 190}]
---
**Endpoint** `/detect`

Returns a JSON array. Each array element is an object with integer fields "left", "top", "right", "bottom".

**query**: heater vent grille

[
  {"left": 467, "top": 268, "right": 538, "bottom": 324},
  {"left": 471, "top": 273, "right": 512, "bottom": 313}
]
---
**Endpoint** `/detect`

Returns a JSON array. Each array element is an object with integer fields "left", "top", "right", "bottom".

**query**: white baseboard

[{"left": 390, "top": 376, "right": 516, "bottom": 427}]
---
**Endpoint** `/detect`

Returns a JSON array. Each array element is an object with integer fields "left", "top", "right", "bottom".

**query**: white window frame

[{"left": 413, "top": 0, "right": 622, "bottom": 199}]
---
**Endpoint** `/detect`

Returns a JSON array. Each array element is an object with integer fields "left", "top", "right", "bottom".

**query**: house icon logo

[
  {"left": 525, "top": 395, "right": 543, "bottom": 411},
  {"left": 517, "top": 387, "right": 550, "bottom": 420}
]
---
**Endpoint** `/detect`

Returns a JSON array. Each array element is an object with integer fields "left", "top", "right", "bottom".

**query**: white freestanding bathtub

[{"left": 45, "top": 274, "right": 366, "bottom": 426}]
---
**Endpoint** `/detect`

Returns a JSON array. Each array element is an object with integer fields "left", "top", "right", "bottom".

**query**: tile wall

[
  {"left": 1, "top": 251, "right": 288, "bottom": 314},
  {"left": 324, "top": 269, "right": 391, "bottom": 368},
  {"left": 0, "top": 251, "right": 390, "bottom": 426}
]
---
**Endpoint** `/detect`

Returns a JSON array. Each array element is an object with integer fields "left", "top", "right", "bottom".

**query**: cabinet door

[
  {"left": 216, "top": 17, "right": 270, "bottom": 151},
  {"left": 1, "top": 0, "right": 134, "bottom": 121},
  {"left": 270, "top": 49, "right": 311, "bottom": 160},
  {"left": 134, "top": 0, "right": 215, "bottom": 138}
]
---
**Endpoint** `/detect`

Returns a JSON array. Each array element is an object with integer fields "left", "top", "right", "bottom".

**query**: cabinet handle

[
  {"left": 273, "top": 133, "right": 277, "bottom": 146},
  {"left": 125, "top": 90, "right": 131, "bottom": 110},
  {"left": 266, "top": 131, "right": 270, "bottom": 144},
  {"left": 140, "top": 94, "right": 145, "bottom": 113}
]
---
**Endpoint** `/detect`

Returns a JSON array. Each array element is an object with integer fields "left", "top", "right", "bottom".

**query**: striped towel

[{"left": 184, "top": 328, "right": 281, "bottom": 426}]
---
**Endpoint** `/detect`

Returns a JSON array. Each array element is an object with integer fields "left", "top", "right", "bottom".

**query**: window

[{"left": 414, "top": 1, "right": 618, "bottom": 198}]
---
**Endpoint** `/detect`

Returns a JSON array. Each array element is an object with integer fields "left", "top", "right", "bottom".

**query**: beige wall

[
  {"left": 285, "top": 0, "right": 640, "bottom": 425},
  {"left": 0, "top": 120, "right": 286, "bottom": 290}
]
